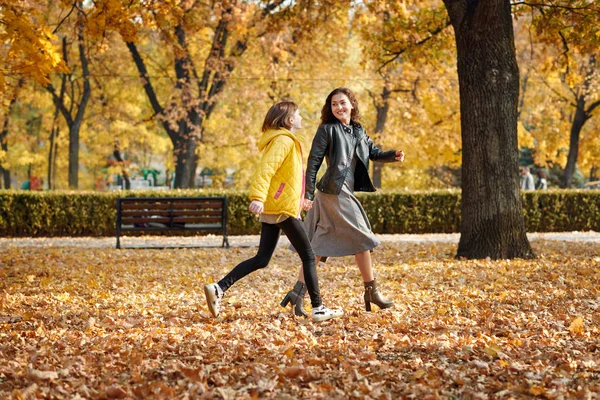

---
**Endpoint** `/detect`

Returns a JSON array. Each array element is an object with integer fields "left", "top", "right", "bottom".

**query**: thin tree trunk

[
  {"left": 370, "top": 86, "right": 391, "bottom": 189},
  {"left": 0, "top": 102, "right": 15, "bottom": 189},
  {"left": 48, "top": 40, "right": 68, "bottom": 190},
  {"left": 48, "top": 126, "right": 57, "bottom": 190},
  {"left": 0, "top": 78, "right": 24, "bottom": 189},
  {"left": 562, "top": 95, "right": 588, "bottom": 188},
  {"left": 68, "top": 16, "right": 91, "bottom": 189},
  {"left": 562, "top": 54, "right": 599, "bottom": 188},
  {"left": 444, "top": 0, "right": 534, "bottom": 259},
  {"left": 46, "top": 14, "right": 91, "bottom": 190}
]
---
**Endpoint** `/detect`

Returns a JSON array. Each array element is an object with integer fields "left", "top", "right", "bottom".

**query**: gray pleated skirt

[{"left": 299, "top": 185, "right": 380, "bottom": 258}]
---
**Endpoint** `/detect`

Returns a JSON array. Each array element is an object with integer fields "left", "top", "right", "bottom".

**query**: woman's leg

[
  {"left": 278, "top": 218, "right": 321, "bottom": 308},
  {"left": 217, "top": 222, "right": 280, "bottom": 292},
  {"left": 355, "top": 250, "right": 394, "bottom": 311},
  {"left": 354, "top": 250, "right": 375, "bottom": 282}
]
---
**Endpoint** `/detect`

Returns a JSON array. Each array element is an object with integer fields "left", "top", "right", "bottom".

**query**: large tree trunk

[{"left": 444, "top": 0, "right": 534, "bottom": 259}]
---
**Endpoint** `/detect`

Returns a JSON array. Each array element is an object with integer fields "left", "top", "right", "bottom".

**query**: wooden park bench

[{"left": 116, "top": 197, "right": 229, "bottom": 249}]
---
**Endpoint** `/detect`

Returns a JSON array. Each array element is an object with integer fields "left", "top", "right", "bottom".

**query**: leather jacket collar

[{"left": 305, "top": 121, "right": 397, "bottom": 200}]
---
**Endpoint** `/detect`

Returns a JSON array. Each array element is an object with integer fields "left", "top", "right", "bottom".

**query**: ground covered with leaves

[{"left": 1, "top": 240, "right": 599, "bottom": 399}]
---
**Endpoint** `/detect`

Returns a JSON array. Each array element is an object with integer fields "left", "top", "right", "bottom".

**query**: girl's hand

[
  {"left": 249, "top": 200, "right": 264, "bottom": 215},
  {"left": 395, "top": 150, "right": 405, "bottom": 162},
  {"left": 302, "top": 198, "right": 313, "bottom": 211}
]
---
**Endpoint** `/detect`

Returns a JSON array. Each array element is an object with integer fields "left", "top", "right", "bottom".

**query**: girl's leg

[
  {"left": 295, "top": 256, "right": 321, "bottom": 283},
  {"left": 217, "top": 222, "right": 280, "bottom": 292},
  {"left": 278, "top": 218, "right": 321, "bottom": 308}
]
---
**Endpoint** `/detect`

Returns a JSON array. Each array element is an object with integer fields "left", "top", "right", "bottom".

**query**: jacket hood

[{"left": 258, "top": 128, "right": 298, "bottom": 151}]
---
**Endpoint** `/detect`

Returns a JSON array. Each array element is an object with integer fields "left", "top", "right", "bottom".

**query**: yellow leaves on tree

[{"left": 0, "top": 2, "right": 68, "bottom": 93}]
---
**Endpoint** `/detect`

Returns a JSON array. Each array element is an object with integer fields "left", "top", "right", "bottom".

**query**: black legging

[{"left": 218, "top": 218, "right": 322, "bottom": 307}]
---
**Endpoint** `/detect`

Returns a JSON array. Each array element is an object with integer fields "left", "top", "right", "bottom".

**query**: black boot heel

[
  {"left": 280, "top": 293, "right": 293, "bottom": 308},
  {"left": 280, "top": 281, "right": 308, "bottom": 318}
]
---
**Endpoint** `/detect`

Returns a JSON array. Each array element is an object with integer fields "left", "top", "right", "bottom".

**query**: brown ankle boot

[
  {"left": 280, "top": 281, "right": 308, "bottom": 318},
  {"left": 364, "top": 279, "right": 394, "bottom": 311}
]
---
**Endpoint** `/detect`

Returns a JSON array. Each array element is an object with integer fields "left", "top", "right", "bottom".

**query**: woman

[
  {"left": 281, "top": 88, "right": 405, "bottom": 317},
  {"left": 204, "top": 101, "right": 343, "bottom": 322},
  {"left": 535, "top": 169, "right": 548, "bottom": 190}
]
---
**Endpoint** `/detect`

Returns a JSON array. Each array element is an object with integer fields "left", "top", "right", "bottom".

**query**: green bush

[{"left": 0, "top": 189, "right": 598, "bottom": 237}]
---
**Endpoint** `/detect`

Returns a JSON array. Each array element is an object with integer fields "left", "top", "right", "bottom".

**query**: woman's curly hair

[{"left": 321, "top": 87, "right": 361, "bottom": 126}]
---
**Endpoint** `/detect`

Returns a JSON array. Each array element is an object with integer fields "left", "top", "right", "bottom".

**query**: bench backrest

[{"left": 116, "top": 197, "right": 227, "bottom": 227}]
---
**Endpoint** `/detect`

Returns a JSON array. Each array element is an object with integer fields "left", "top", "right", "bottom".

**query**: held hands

[
  {"left": 249, "top": 200, "right": 264, "bottom": 215},
  {"left": 301, "top": 198, "right": 313, "bottom": 211},
  {"left": 395, "top": 150, "right": 405, "bottom": 162}
]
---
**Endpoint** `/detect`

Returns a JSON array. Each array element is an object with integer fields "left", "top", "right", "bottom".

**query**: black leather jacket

[{"left": 305, "top": 121, "right": 398, "bottom": 200}]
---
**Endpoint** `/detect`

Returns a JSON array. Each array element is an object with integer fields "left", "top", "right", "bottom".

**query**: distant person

[
  {"left": 203, "top": 101, "right": 343, "bottom": 323},
  {"left": 521, "top": 167, "right": 535, "bottom": 190},
  {"left": 535, "top": 170, "right": 548, "bottom": 190},
  {"left": 281, "top": 87, "right": 405, "bottom": 317}
]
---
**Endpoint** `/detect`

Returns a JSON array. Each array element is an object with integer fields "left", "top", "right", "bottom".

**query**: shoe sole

[
  {"left": 312, "top": 312, "right": 343, "bottom": 322},
  {"left": 204, "top": 285, "right": 219, "bottom": 318}
]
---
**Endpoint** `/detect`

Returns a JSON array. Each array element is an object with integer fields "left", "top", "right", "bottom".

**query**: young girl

[
  {"left": 204, "top": 101, "right": 343, "bottom": 322},
  {"left": 281, "top": 88, "right": 405, "bottom": 317}
]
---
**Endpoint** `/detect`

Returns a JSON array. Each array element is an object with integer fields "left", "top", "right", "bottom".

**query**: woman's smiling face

[{"left": 331, "top": 93, "right": 353, "bottom": 125}]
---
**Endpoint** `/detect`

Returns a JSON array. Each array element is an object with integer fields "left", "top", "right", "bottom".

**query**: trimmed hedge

[{"left": 0, "top": 189, "right": 598, "bottom": 237}]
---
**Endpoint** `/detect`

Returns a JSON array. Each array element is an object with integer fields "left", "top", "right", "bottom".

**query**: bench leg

[{"left": 223, "top": 237, "right": 230, "bottom": 248}]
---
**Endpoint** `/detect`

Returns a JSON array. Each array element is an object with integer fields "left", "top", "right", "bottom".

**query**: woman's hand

[
  {"left": 302, "top": 198, "right": 313, "bottom": 211},
  {"left": 395, "top": 150, "right": 405, "bottom": 162},
  {"left": 249, "top": 200, "right": 264, "bottom": 215}
]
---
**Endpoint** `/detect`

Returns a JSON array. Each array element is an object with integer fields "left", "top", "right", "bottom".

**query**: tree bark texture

[{"left": 444, "top": 0, "right": 534, "bottom": 259}]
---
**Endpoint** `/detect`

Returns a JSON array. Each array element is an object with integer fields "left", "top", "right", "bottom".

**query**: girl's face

[
  {"left": 331, "top": 93, "right": 353, "bottom": 124},
  {"left": 289, "top": 109, "right": 302, "bottom": 132}
]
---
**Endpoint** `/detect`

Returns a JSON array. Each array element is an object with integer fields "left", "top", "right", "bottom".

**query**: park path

[{"left": 0, "top": 231, "right": 598, "bottom": 249}]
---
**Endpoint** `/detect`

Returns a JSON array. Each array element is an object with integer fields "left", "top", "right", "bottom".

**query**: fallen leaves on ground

[{"left": 1, "top": 240, "right": 599, "bottom": 399}]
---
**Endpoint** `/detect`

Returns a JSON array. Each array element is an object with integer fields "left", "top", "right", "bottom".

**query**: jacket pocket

[{"left": 273, "top": 183, "right": 285, "bottom": 199}]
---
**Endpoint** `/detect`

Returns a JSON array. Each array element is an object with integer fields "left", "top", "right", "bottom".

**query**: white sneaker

[
  {"left": 204, "top": 283, "right": 224, "bottom": 317},
  {"left": 311, "top": 305, "right": 343, "bottom": 322}
]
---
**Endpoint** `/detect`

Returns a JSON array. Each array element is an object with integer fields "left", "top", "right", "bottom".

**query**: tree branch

[
  {"left": 53, "top": 1, "right": 77, "bottom": 34},
  {"left": 379, "top": 19, "right": 451, "bottom": 73},
  {"left": 510, "top": 2, "right": 594, "bottom": 11},
  {"left": 125, "top": 42, "right": 164, "bottom": 119}
]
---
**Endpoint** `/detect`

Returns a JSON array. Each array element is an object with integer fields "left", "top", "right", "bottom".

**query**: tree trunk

[
  {"left": 562, "top": 55, "right": 598, "bottom": 188},
  {"left": 0, "top": 102, "right": 15, "bottom": 189},
  {"left": 371, "top": 86, "right": 391, "bottom": 189},
  {"left": 68, "top": 17, "right": 91, "bottom": 189},
  {"left": 444, "top": 0, "right": 534, "bottom": 259},
  {"left": 562, "top": 95, "right": 588, "bottom": 188},
  {"left": 0, "top": 79, "right": 23, "bottom": 189},
  {"left": 48, "top": 125, "right": 58, "bottom": 190}
]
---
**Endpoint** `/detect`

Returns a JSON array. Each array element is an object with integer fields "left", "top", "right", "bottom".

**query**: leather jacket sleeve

[
  {"left": 305, "top": 125, "right": 329, "bottom": 200},
  {"left": 367, "top": 136, "right": 397, "bottom": 162}
]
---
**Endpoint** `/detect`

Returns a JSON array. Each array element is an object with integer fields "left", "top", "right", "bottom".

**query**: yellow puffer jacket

[{"left": 249, "top": 128, "right": 304, "bottom": 219}]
